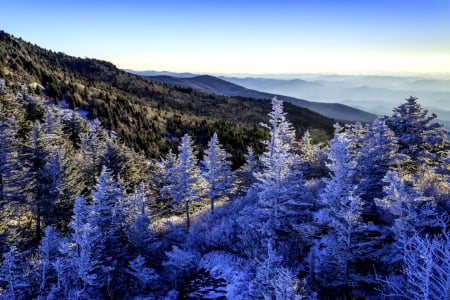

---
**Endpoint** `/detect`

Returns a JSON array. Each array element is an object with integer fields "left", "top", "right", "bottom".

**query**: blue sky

[{"left": 1, "top": 0, "right": 450, "bottom": 75}]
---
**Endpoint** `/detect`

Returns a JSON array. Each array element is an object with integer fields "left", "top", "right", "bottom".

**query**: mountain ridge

[
  {"left": 0, "top": 30, "right": 335, "bottom": 165},
  {"left": 140, "top": 72, "right": 377, "bottom": 123}
]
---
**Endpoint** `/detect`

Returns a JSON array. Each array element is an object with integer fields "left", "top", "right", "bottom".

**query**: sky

[{"left": 1, "top": 0, "right": 450, "bottom": 75}]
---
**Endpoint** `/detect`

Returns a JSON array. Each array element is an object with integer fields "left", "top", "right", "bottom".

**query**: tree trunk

[{"left": 185, "top": 201, "right": 190, "bottom": 231}]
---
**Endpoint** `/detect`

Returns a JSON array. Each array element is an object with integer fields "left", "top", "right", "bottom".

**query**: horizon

[{"left": 1, "top": 1, "right": 450, "bottom": 76}]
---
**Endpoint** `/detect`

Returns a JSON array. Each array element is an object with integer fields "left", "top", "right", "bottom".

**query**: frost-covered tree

[
  {"left": 88, "top": 167, "right": 126, "bottom": 292},
  {"left": 254, "top": 97, "right": 301, "bottom": 221},
  {"left": 355, "top": 117, "right": 402, "bottom": 204},
  {"left": 67, "top": 168, "right": 127, "bottom": 298},
  {"left": 201, "top": 132, "right": 234, "bottom": 213},
  {"left": 0, "top": 246, "right": 30, "bottom": 300},
  {"left": 250, "top": 241, "right": 300, "bottom": 300},
  {"left": 162, "top": 134, "right": 205, "bottom": 231},
  {"left": 381, "top": 230, "right": 450, "bottom": 299},
  {"left": 78, "top": 119, "right": 107, "bottom": 195},
  {"left": 0, "top": 113, "right": 27, "bottom": 244},
  {"left": 298, "top": 130, "right": 328, "bottom": 179},
  {"left": 126, "top": 183, "right": 159, "bottom": 256},
  {"left": 151, "top": 150, "right": 179, "bottom": 215},
  {"left": 376, "top": 170, "right": 439, "bottom": 246},
  {"left": 386, "top": 96, "right": 449, "bottom": 172},
  {"left": 236, "top": 146, "right": 259, "bottom": 190},
  {"left": 24, "top": 121, "right": 52, "bottom": 238},
  {"left": 313, "top": 132, "right": 367, "bottom": 288},
  {"left": 0, "top": 114, "right": 24, "bottom": 207},
  {"left": 35, "top": 226, "right": 60, "bottom": 294},
  {"left": 101, "top": 137, "right": 149, "bottom": 192}
]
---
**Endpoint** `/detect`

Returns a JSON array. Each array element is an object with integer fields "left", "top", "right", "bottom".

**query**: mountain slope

[
  {"left": 0, "top": 30, "right": 335, "bottom": 165},
  {"left": 145, "top": 74, "right": 377, "bottom": 123}
]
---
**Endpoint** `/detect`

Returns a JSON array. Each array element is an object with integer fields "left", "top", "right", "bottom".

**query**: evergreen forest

[{"left": 0, "top": 30, "right": 450, "bottom": 299}]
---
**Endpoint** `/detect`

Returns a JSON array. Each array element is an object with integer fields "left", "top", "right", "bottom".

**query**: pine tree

[
  {"left": 201, "top": 132, "right": 234, "bottom": 213},
  {"left": 88, "top": 167, "right": 126, "bottom": 293},
  {"left": 79, "top": 119, "right": 107, "bottom": 195},
  {"left": 36, "top": 226, "right": 60, "bottom": 294},
  {"left": 162, "top": 134, "right": 205, "bottom": 231},
  {"left": 355, "top": 117, "right": 402, "bottom": 204},
  {"left": 236, "top": 146, "right": 259, "bottom": 190},
  {"left": 298, "top": 130, "right": 328, "bottom": 179},
  {"left": 0, "top": 246, "right": 31, "bottom": 300},
  {"left": 254, "top": 97, "right": 301, "bottom": 222},
  {"left": 313, "top": 132, "right": 364, "bottom": 284},
  {"left": 386, "top": 96, "right": 449, "bottom": 172},
  {"left": 151, "top": 150, "right": 179, "bottom": 216}
]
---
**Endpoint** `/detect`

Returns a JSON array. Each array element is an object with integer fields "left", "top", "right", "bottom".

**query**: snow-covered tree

[
  {"left": 236, "top": 146, "right": 259, "bottom": 190},
  {"left": 152, "top": 150, "right": 179, "bottom": 215},
  {"left": 386, "top": 96, "right": 449, "bottom": 172},
  {"left": 162, "top": 134, "right": 205, "bottom": 231},
  {"left": 87, "top": 167, "right": 126, "bottom": 293},
  {"left": 78, "top": 119, "right": 107, "bottom": 195},
  {"left": 298, "top": 130, "right": 328, "bottom": 179},
  {"left": 201, "top": 132, "right": 234, "bottom": 213},
  {"left": 355, "top": 117, "right": 401, "bottom": 204},
  {"left": 381, "top": 230, "right": 450, "bottom": 299},
  {"left": 254, "top": 97, "right": 301, "bottom": 221},
  {"left": 250, "top": 241, "right": 300, "bottom": 300},
  {"left": 313, "top": 131, "right": 370, "bottom": 289},
  {"left": 0, "top": 246, "right": 30, "bottom": 300},
  {"left": 126, "top": 183, "right": 159, "bottom": 256},
  {"left": 36, "top": 226, "right": 60, "bottom": 294},
  {"left": 376, "top": 170, "right": 439, "bottom": 246}
]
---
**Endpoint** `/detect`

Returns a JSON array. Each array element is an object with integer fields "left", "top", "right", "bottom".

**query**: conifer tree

[
  {"left": 386, "top": 96, "right": 449, "bottom": 172},
  {"left": 201, "top": 132, "right": 234, "bottom": 213},
  {"left": 236, "top": 146, "right": 259, "bottom": 190},
  {"left": 162, "top": 134, "right": 205, "bottom": 231},
  {"left": 79, "top": 119, "right": 107, "bottom": 195},
  {"left": 254, "top": 97, "right": 301, "bottom": 222}
]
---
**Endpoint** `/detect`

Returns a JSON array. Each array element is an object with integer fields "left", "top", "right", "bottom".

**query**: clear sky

[{"left": 1, "top": 0, "right": 450, "bottom": 75}]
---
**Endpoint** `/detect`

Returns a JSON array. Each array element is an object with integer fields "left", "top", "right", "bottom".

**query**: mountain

[
  {"left": 0, "top": 30, "right": 335, "bottom": 165},
  {"left": 125, "top": 69, "right": 198, "bottom": 78},
  {"left": 144, "top": 74, "right": 377, "bottom": 123},
  {"left": 222, "top": 75, "right": 450, "bottom": 124}
]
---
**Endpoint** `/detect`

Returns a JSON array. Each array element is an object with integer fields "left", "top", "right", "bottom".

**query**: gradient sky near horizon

[{"left": 1, "top": 0, "right": 450, "bottom": 75}]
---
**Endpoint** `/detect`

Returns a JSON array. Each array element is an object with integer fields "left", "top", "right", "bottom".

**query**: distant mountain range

[
  {"left": 130, "top": 70, "right": 450, "bottom": 128},
  {"left": 128, "top": 71, "right": 377, "bottom": 123}
]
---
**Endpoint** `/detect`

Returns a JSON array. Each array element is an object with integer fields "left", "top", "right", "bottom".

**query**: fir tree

[
  {"left": 201, "top": 132, "right": 234, "bottom": 213},
  {"left": 162, "top": 134, "right": 205, "bottom": 231}
]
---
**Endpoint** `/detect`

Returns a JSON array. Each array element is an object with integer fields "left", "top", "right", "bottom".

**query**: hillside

[
  {"left": 0, "top": 30, "right": 335, "bottom": 165},
  {"left": 142, "top": 73, "right": 377, "bottom": 123}
]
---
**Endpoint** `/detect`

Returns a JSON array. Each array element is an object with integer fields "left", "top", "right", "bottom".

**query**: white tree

[
  {"left": 381, "top": 230, "right": 450, "bottom": 299},
  {"left": 376, "top": 170, "right": 439, "bottom": 247},
  {"left": 162, "top": 134, "right": 205, "bottom": 231},
  {"left": 386, "top": 96, "right": 449, "bottom": 172},
  {"left": 0, "top": 246, "right": 30, "bottom": 300},
  {"left": 313, "top": 131, "right": 368, "bottom": 287},
  {"left": 36, "top": 226, "right": 60, "bottom": 293},
  {"left": 236, "top": 146, "right": 259, "bottom": 190},
  {"left": 250, "top": 241, "right": 300, "bottom": 300},
  {"left": 254, "top": 97, "right": 301, "bottom": 221},
  {"left": 201, "top": 132, "right": 234, "bottom": 213}
]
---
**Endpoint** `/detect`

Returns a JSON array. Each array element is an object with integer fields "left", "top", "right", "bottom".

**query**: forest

[{"left": 1, "top": 70, "right": 449, "bottom": 299}]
